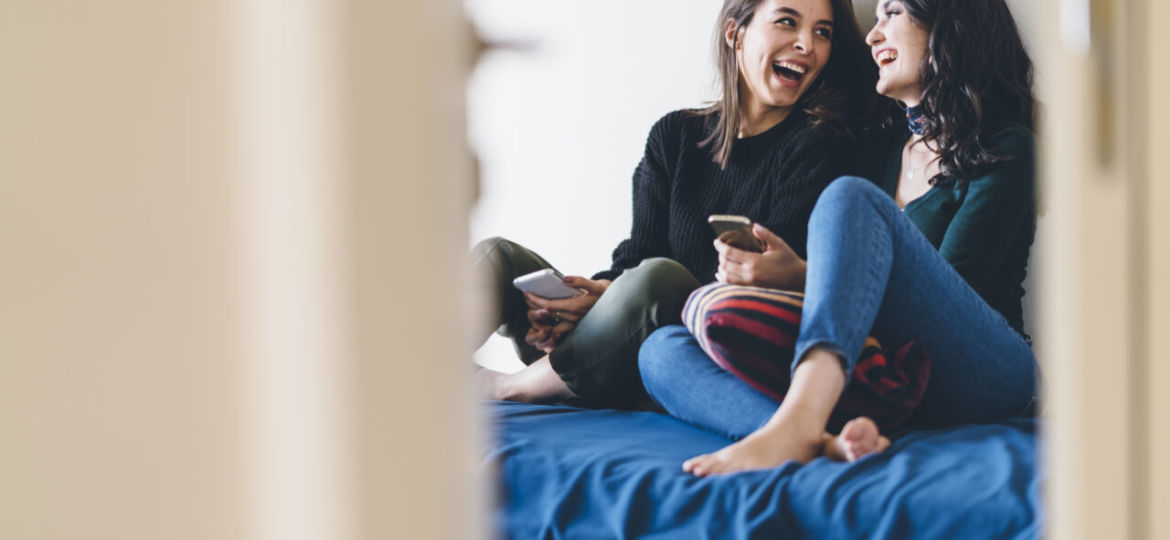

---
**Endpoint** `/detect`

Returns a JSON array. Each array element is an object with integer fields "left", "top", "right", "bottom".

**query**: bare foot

[
  {"left": 475, "top": 357, "right": 578, "bottom": 403},
  {"left": 684, "top": 350, "right": 852, "bottom": 476},
  {"left": 682, "top": 418, "right": 823, "bottom": 477},
  {"left": 822, "top": 417, "right": 890, "bottom": 462}
]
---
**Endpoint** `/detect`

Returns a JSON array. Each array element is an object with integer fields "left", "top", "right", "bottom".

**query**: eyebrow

[{"left": 773, "top": 7, "right": 834, "bottom": 27}]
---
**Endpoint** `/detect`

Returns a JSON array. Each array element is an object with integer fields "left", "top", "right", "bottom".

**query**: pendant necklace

[{"left": 903, "top": 142, "right": 926, "bottom": 181}]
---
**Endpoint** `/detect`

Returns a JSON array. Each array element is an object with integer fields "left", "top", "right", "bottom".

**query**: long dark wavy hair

[
  {"left": 896, "top": 0, "right": 1035, "bottom": 183},
  {"left": 699, "top": 0, "right": 880, "bottom": 168}
]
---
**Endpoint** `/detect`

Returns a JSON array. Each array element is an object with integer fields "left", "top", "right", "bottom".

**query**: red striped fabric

[{"left": 682, "top": 282, "right": 931, "bottom": 431}]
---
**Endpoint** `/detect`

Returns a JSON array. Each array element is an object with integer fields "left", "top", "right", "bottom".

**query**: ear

[{"left": 723, "top": 19, "right": 740, "bottom": 50}]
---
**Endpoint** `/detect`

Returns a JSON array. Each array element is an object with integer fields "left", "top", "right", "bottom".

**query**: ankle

[{"left": 759, "top": 411, "right": 828, "bottom": 447}]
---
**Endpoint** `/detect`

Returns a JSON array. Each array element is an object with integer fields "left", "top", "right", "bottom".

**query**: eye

[
  {"left": 815, "top": 26, "right": 833, "bottom": 39},
  {"left": 775, "top": 16, "right": 797, "bottom": 27}
]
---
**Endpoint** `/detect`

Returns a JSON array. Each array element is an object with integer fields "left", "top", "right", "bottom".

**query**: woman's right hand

[
  {"left": 715, "top": 224, "right": 807, "bottom": 290},
  {"left": 523, "top": 277, "right": 611, "bottom": 353}
]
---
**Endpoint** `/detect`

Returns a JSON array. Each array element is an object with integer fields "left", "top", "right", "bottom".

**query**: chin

[
  {"left": 766, "top": 90, "right": 802, "bottom": 109},
  {"left": 875, "top": 83, "right": 905, "bottom": 102},
  {"left": 771, "top": 96, "right": 799, "bottom": 107},
  {"left": 767, "top": 100, "right": 799, "bottom": 110}
]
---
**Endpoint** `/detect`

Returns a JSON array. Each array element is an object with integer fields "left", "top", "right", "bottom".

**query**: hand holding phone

[
  {"left": 708, "top": 214, "right": 765, "bottom": 253},
  {"left": 512, "top": 268, "right": 580, "bottom": 299}
]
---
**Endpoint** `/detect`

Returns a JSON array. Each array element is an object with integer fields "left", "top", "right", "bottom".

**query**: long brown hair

[{"left": 699, "top": 0, "right": 878, "bottom": 168}]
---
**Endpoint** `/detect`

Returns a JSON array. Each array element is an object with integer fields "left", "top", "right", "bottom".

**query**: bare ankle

[
  {"left": 762, "top": 408, "right": 832, "bottom": 445},
  {"left": 762, "top": 416, "right": 828, "bottom": 448}
]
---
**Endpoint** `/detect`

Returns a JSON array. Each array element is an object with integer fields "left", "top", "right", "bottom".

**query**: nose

[
  {"left": 866, "top": 24, "right": 884, "bottom": 47},
  {"left": 794, "top": 30, "right": 814, "bottom": 55}
]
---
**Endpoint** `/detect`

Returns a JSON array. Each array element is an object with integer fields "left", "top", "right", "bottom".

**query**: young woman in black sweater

[{"left": 476, "top": 0, "right": 881, "bottom": 409}]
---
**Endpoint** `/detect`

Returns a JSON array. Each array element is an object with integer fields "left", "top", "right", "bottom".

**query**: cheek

[
  {"left": 736, "top": 60, "right": 757, "bottom": 84},
  {"left": 740, "top": 50, "right": 767, "bottom": 81},
  {"left": 735, "top": 51, "right": 756, "bottom": 82}
]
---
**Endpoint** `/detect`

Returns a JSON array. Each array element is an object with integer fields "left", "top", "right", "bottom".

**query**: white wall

[
  {"left": 466, "top": 0, "right": 722, "bottom": 274},
  {"left": 466, "top": 0, "right": 720, "bottom": 369}
]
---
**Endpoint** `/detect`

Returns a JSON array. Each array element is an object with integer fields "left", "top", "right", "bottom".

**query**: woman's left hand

[
  {"left": 522, "top": 277, "right": 611, "bottom": 352},
  {"left": 715, "top": 223, "right": 807, "bottom": 290}
]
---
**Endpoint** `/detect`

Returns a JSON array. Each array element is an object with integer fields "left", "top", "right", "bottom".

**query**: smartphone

[
  {"left": 512, "top": 268, "right": 579, "bottom": 299},
  {"left": 708, "top": 214, "right": 764, "bottom": 252}
]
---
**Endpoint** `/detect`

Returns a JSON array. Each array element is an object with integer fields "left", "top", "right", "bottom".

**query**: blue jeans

[
  {"left": 640, "top": 176, "right": 1039, "bottom": 432},
  {"left": 640, "top": 325, "right": 779, "bottom": 439}
]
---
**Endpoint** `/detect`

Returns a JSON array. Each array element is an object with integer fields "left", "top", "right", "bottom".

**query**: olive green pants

[{"left": 473, "top": 237, "right": 700, "bottom": 409}]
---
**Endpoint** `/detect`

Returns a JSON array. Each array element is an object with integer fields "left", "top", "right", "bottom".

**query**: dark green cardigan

[{"left": 874, "top": 126, "right": 1036, "bottom": 336}]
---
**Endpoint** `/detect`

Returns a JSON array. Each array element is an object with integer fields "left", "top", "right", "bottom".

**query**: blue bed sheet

[{"left": 485, "top": 400, "right": 1042, "bottom": 539}]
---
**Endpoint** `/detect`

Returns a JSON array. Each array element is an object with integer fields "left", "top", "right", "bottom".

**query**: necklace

[
  {"left": 902, "top": 138, "right": 935, "bottom": 181},
  {"left": 903, "top": 147, "right": 924, "bottom": 180},
  {"left": 897, "top": 137, "right": 939, "bottom": 211},
  {"left": 905, "top": 160, "right": 923, "bottom": 180}
]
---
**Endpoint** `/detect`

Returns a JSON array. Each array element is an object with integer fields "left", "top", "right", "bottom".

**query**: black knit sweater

[{"left": 593, "top": 109, "right": 864, "bottom": 283}]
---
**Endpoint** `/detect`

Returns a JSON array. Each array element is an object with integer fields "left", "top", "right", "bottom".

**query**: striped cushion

[{"left": 683, "top": 282, "right": 931, "bottom": 430}]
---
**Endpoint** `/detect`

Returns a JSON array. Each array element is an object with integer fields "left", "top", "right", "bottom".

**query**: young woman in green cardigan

[{"left": 639, "top": 0, "right": 1040, "bottom": 473}]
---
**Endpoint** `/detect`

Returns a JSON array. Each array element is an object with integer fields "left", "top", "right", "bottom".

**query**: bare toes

[
  {"left": 841, "top": 417, "right": 877, "bottom": 441},
  {"left": 685, "top": 452, "right": 736, "bottom": 477},
  {"left": 682, "top": 455, "right": 706, "bottom": 475},
  {"left": 823, "top": 417, "right": 888, "bottom": 462},
  {"left": 844, "top": 417, "right": 883, "bottom": 461}
]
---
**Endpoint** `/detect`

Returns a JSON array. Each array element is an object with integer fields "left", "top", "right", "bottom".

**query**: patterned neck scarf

[{"left": 905, "top": 104, "right": 926, "bottom": 136}]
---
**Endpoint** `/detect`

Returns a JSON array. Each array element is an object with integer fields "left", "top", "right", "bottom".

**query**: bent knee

[
  {"left": 630, "top": 257, "right": 690, "bottom": 278},
  {"left": 812, "top": 176, "right": 890, "bottom": 218},
  {"left": 615, "top": 258, "right": 700, "bottom": 298},
  {"left": 471, "top": 236, "right": 514, "bottom": 258},
  {"left": 822, "top": 176, "right": 884, "bottom": 203}
]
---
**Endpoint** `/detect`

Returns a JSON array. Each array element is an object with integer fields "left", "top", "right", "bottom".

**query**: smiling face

[
  {"left": 865, "top": 0, "right": 930, "bottom": 104},
  {"left": 728, "top": 0, "right": 835, "bottom": 120}
]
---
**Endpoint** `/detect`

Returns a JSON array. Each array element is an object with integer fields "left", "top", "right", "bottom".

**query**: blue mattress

[{"left": 485, "top": 401, "right": 1042, "bottom": 539}]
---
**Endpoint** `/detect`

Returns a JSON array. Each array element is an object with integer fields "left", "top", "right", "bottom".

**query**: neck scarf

[{"left": 905, "top": 104, "right": 926, "bottom": 136}]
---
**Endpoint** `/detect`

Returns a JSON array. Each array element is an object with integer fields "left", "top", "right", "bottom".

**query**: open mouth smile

[
  {"left": 875, "top": 48, "right": 898, "bottom": 69},
  {"left": 771, "top": 60, "right": 809, "bottom": 87}
]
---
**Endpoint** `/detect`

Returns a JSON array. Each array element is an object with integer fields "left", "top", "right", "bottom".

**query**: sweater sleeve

[
  {"left": 592, "top": 114, "right": 678, "bottom": 281},
  {"left": 936, "top": 127, "right": 1036, "bottom": 290}
]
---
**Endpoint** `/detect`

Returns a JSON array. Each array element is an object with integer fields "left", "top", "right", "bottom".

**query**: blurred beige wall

[
  {"left": 1145, "top": 1, "right": 1168, "bottom": 538},
  {"left": 0, "top": 1, "right": 246, "bottom": 538},
  {"left": 0, "top": 1, "right": 480, "bottom": 539},
  {"left": 1041, "top": 0, "right": 1167, "bottom": 538}
]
